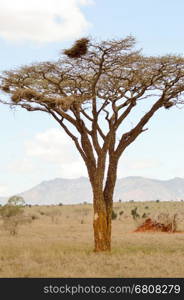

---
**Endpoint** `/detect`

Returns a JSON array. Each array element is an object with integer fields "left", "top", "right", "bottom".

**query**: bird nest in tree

[
  {"left": 53, "top": 94, "right": 91, "bottom": 111},
  {"left": 11, "top": 88, "right": 91, "bottom": 112},
  {"left": 64, "top": 38, "right": 89, "bottom": 59},
  {"left": 11, "top": 89, "right": 41, "bottom": 103},
  {"left": 2, "top": 85, "right": 10, "bottom": 92}
]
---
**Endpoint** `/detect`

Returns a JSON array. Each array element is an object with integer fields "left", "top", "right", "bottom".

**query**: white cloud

[
  {"left": 117, "top": 158, "right": 161, "bottom": 178},
  {"left": 8, "top": 158, "right": 35, "bottom": 173},
  {"left": 59, "top": 161, "right": 87, "bottom": 178},
  {"left": 0, "top": 0, "right": 93, "bottom": 43},
  {"left": 0, "top": 184, "right": 9, "bottom": 196},
  {"left": 25, "top": 128, "right": 79, "bottom": 163},
  {"left": 7, "top": 128, "right": 87, "bottom": 180},
  {"left": 126, "top": 159, "right": 160, "bottom": 170},
  {"left": 25, "top": 128, "right": 87, "bottom": 178}
]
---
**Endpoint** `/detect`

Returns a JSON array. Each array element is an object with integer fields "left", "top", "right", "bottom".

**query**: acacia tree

[{"left": 1, "top": 36, "right": 184, "bottom": 251}]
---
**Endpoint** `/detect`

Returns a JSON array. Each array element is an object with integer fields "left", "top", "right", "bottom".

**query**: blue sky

[{"left": 0, "top": 0, "right": 184, "bottom": 196}]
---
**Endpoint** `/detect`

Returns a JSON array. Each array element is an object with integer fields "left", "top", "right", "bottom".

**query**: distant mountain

[
  {"left": 114, "top": 176, "right": 184, "bottom": 202},
  {"left": 20, "top": 177, "right": 91, "bottom": 205},
  {"left": 1, "top": 176, "right": 184, "bottom": 205},
  {"left": 16, "top": 176, "right": 184, "bottom": 205}
]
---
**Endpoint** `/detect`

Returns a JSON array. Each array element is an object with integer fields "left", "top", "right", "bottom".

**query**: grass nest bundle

[
  {"left": 11, "top": 88, "right": 41, "bottom": 103},
  {"left": 54, "top": 94, "right": 91, "bottom": 111},
  {"left": 11, "top": 90, "right": 22, "bottom": 103},
  {"left": 64, "top": 38, "right": 89, "bottom": 59},
  {"left": 2, "top": 85, "right": 10, "bottom": 92}
]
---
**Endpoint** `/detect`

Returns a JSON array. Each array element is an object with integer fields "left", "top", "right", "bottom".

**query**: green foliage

[
  {"left": 0, "top": 195, "right": 25, "bottom": 219},
  {"left": 131, "top": 207, "right": 140, "bottom": 220},
  {"left": 131, "top": 206, "right": 150, "bottom": 226},
  {"left": 142, "top": 213, "right": 148, "bottom": 219},
  {"left": 112, "top": 209, "right": 117, "bottom": 220},
  {"left": 0, "top": 195, "right": 26, "bottom": 235},
  {"left": 119, "top": 210, "right": 124, "bottom": 216},
  {"left": 7, "top": 195, "right": 25, "bottom": 206}
]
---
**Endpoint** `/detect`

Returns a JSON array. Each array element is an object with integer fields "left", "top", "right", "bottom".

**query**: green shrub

[
  {"left": 31, "top": 215, "right": 39, "bottom": 220},
  {"left": 112, "top": 210, "right": 117, "bottom": 220},
  {"left": 142, "top": 213, "right": 148, "bottom": 219},
  {"left": 0, "top": 195, "right": 27, "bottom": 235},
  {"left": 131, "top": 207, "right": 140, "bottom": 220},
  {"left": 0, "top": 195, "right": 25, "bottom": 219},
  {"left": 39, "top": 211, "right": 45, "bottom": 216}
]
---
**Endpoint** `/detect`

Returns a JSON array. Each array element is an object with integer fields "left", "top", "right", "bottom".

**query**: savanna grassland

[{"left": 0, "top": 201, "right": 184, "bottom": 278}]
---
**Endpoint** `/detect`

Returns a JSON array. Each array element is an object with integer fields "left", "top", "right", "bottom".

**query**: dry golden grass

[{"left": 0, "top": 201, "right": 184, "bottom": 277}]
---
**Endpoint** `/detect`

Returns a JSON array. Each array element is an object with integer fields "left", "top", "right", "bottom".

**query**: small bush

[
  {"left": 131, "top": 207, "right": 140, "bottom": 220},
  {"left": 0, "top": 195, "right": 25, "bottom": 219},
  {"left": 142, "top": 213, "right": 148, "bottom": 219},
  {"left": 112, "top": 210, "right": 117, "bottom": 220},
  {"left": 31, "top": 215, "right": 39, "bottom": 220},
  {"left": 0, "top": 195, "right": 28, "bottom": 235},
  {"left": 39, "top": 211, "right": 45, "bottom": 216}
]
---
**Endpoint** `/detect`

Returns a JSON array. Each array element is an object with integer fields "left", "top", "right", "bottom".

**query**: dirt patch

[{"left": 135, "top": 218, "right": 176, "bottom": 233}]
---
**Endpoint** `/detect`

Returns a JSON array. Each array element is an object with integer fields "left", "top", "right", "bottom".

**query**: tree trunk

[
  {"left": 88, "top": 156, "right": 117, "bottom": 252},
  {"left": 93, "top": 192, "right": 112, "bottom": 252}
]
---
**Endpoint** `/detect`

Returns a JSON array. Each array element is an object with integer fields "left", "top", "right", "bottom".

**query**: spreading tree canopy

[{"left": 1, "top": 36, "right": 184, "bottom": 251}]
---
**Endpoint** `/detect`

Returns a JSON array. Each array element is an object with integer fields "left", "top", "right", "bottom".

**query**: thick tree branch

[{"left": 115, "top": 93, "right": 167, "bottom": 157}]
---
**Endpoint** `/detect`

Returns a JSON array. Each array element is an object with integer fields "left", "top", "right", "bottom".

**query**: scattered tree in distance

[{"left": 0, "top": 195, "right": 26, "bottom": 235}]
